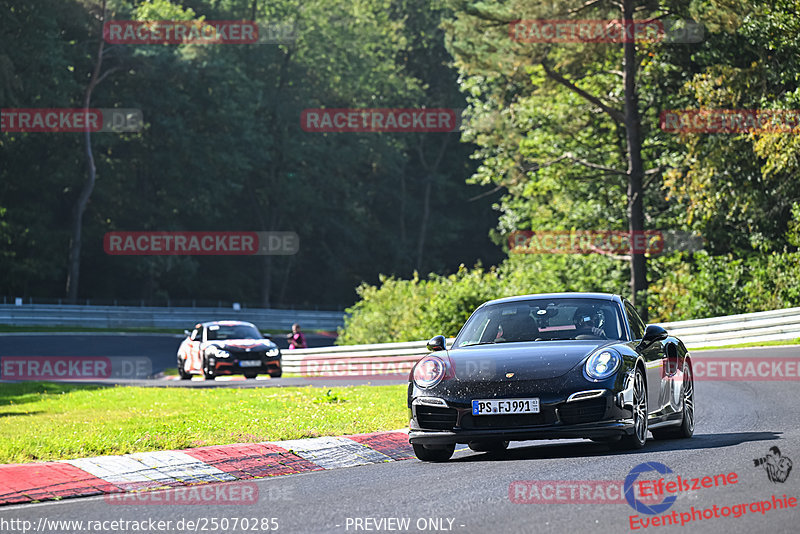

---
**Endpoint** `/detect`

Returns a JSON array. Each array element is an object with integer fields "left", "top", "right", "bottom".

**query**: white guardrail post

[{"left": 285, "top": 307, "right": 800, "bottom": 377}]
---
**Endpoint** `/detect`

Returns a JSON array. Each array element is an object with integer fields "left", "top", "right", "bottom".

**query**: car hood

[
  {"left": 203, "top": 339, "right": 275, "bottom": 352},
  {"left": 445, "top": 340, "right": 613, "bottom": 381}
]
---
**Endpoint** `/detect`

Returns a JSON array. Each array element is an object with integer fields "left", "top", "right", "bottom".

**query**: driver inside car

[{"left": 573, "top": 305, "right": 607, "bottom": 339}]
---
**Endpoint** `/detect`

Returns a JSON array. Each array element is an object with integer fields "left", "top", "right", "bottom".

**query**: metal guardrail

[
  {"left": 285, "top": 307, "right": 800, "bottom": 376},
  {"left": 0, "top": 304, "right": 345, "bottom": 331},
  {"left": 659, "top": 306, "right": 800, "bottom": 348}
]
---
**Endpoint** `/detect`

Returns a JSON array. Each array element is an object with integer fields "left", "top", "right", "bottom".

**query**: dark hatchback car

[
  {"left": 177, "top": 320, "right": 282, "bottom": 379},
  {"left": 407, "top": 293, "right": 694, "bottom": 461}
]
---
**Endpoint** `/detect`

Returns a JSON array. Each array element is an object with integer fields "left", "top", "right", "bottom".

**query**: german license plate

[
  {"left": 239, "top": 360, "right": 261, "bottom": 367},
  {"left": 472, "top": 398, "right": 540, "bottom": 415}
]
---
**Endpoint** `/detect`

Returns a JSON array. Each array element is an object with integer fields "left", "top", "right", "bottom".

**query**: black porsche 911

[{"left": 407, "top": 293, "right": 694, "bottom": 461}]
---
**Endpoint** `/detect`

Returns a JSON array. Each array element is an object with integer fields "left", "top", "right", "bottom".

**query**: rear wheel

[
  {"left": 412, "top": 443, "right": 455, "bottom": 462},
  {"left": 652, "top": 363, "right": 694, "bottom": 440},
  {"left": 468, "top": 440, "right": 509, "bottom": 453},
  {"left": 614, "top": 368, "right": 648, "bottom": 450}
]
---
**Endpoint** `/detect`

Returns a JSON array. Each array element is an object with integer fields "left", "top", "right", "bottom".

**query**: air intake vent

[{"left": 415, "top": 406, "right": 458, "bottom": 430}]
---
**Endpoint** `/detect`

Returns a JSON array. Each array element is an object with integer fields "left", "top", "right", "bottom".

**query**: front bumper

[
  {"left": 213, "top": 356, "right": 281, "bottom": 375},
  {"left": 408, "top": 389, "right": 635, "bottom": 445}
]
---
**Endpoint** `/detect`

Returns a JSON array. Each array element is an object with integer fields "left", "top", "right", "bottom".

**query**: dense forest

[
  {"left": 0, "top": 0, "right": 504, "bottom": 309},
  {"left": 2, "top": 1, "right": 800, "bottom": 341}
]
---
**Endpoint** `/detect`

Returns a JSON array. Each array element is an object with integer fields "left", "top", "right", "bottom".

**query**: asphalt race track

[
  {"left": 0, "top": 332, "right": 340, "bottom": 387},
  {"left": 1, "top": 346, "right": 799, "bottom": 533}
]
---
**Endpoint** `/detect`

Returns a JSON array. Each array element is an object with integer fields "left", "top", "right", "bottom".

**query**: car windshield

[
  {"left": 454, "top": 298, "right": 625, "bottom": 347},
  {"left": 206, "top": 324, "right": 262, "bottom": 341}
]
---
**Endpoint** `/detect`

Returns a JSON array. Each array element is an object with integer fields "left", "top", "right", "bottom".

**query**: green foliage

[
  {"left": 649, "top": 251, "right": 800, "bottom": 321},
  {"left": 338, "top": 253, "right": 629, "bottom": 344},
  {"left": 0, "top": 0, "right": 500, "bottom": 307}
]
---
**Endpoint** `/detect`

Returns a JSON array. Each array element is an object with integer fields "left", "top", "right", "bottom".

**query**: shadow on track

[{"left": 449, "top": 431, "right": 784, "bottom": 463}]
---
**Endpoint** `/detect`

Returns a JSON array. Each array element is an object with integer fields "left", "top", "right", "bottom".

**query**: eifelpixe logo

[
  {"left": 104, "top": 481, "right": 263, "bottom": 505},
  {"left": 0, "top": 108, "right": 142, "bottom": 133},
  {"left": 104, "top": 231, "right": 299, "bottom": 256},
  {"left": 660, "top": 109, "right": 800, "bottom": 133},
  {"left": 301, "top": 108, "right": 459, "bottom": 133},
  {"left": 685, "top": 357, "right": 800, "bottom": 381},
  {"left": 625, "top": 461, "right": 798, "bottom": 529},
  {"left": 508, "top": 230, "right": 704, "bottom": 256},
  {"left": 0, "top": 356, "right": 152, "bottom": 380},
  {"left": 509, "top": 19, "right": 703, "bottom": 44},
  {"left": 753, "top": 446, "right": 793, "bottom": 483}
]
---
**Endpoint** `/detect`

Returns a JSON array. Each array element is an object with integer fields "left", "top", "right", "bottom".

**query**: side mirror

[
  {"left": 426, "top": 335, "right": 446, "bottom": 352},
  {"left": 263, "top": 333, "right": 272, "bottom": 339},
  {"left": 184, "top": 330, "right": 191, "bottom": 337},
  {"left": 640, "top": 324, "right": 668, "bottom": 347}
]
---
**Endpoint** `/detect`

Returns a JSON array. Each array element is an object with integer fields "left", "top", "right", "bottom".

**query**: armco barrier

[
  {"left": 0, "top": 303, "right": 345, "bottom": 331},
  {"left": 659, "top": 306, "right": 800, "bottom": 347},
  {"left": 284, "top": 307, "right": 800, "bottom": 376}
]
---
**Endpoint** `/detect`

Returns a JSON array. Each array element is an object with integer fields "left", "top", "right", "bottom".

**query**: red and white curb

[{"left": 0, "top": 431, "right": 412, "bottom": 506}]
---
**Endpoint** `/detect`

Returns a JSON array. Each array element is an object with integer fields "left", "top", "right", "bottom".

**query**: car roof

[
  {"left": 197, "top": 320, "right": 256, "bottom": 328},
  {"left": 480, "top": 292, "right": 622, "bottom": 307}
]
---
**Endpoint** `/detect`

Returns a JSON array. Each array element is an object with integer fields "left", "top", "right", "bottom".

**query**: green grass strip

[
  {"left": 0, "top": 382, "right": 408, "bottom": 464},
  {"left": 691, "top": 338, "right": 800, "bottom": 351}
]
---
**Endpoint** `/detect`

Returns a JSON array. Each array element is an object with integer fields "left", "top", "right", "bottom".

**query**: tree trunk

[
  {"left": 261, "top": 255, "right": 272, "bottom": 308},
  {"left": 414, "top": 135, "right": 450, "bottom": 272},
  {"left": 66, "top": 1, "right": 110, "bottom": 303},
  {"left": 622, "top": 0, "right": 648, "bottom": 320}
]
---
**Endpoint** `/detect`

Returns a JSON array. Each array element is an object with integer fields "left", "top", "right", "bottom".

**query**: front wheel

[
  {"left": 202, "top": 355, "right": 216, "bottom": 380},
  {"left": 177, "top": 356, "right": 191, "bottom": 380},
  {"left": 614, "top": 368, "right": 648, "bottom": 450},
  {"left": 412, "top": 443, "right": 455, "bottom": 462},
  {"left": 652, "top": 363, "right": 694, "bottom": 440},
  {"left": 244, "top": 371, "right": 258, "bottom": 379}
]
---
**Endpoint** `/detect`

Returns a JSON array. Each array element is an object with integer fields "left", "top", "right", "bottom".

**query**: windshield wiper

[{"left": 460, "top": 341, "right": 498, "bottom": 347}]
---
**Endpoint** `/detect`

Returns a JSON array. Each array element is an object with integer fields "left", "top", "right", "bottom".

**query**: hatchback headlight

[
  {"left": 267, "top": 347, "right": 280, "bottom": 357},
  {"left": 413, "top": 356, "right": 446, "bottom": 388},
  {"left": 585, "top": 349, "right": 621, "bottom": 380},
  {"left": 216, "top": 350, "right": 231, "bottom": 358}
]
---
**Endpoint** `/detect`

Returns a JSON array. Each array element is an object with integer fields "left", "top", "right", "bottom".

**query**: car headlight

[
  {"left": 585, "top": 349, "right": 621, "bottom": 380},
  {"left": 267, "top": 347, "right": 280, "bottom": 357},
  {"left": 413, "top": 356, "right": 446, "bottom": 388},
  {"left": 215, "top": 350, "right": 231, "bottom": 358}
]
